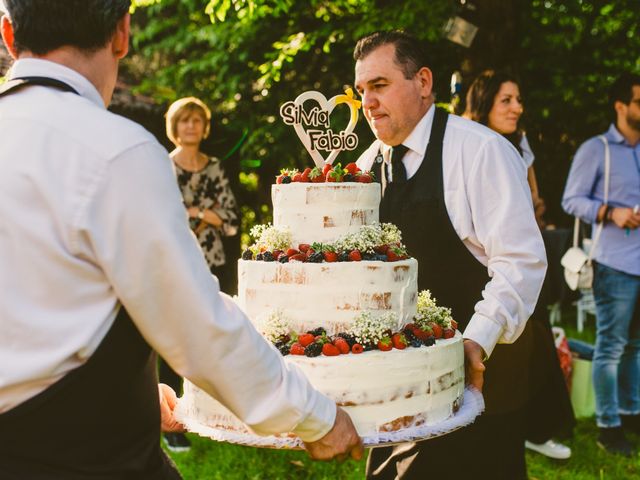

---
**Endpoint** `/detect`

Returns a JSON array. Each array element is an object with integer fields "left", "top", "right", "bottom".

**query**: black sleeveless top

[
  {"left": 0, "top": 77, "right": 181, "bottom": 479},
  {"left": 372, "top": 107, "right": 533, "bottom": 414}
]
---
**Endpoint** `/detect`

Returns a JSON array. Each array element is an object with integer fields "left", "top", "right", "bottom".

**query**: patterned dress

[{"left": 175, "top": 156, "right": 239, "bottom": 269}]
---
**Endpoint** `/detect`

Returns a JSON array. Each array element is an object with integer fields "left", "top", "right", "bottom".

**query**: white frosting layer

[
  {"left": 238, "top": 259, "right": 418, "bottom": 335},
  {"left": 180, "top": 335, "right": 464, "bottom": 437},
  {"left": 272, "top": 183, "right": 381, "bottom": 245}
]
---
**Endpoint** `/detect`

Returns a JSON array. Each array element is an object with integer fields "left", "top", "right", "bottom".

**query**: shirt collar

[
  {"left": 381, "top": 105, "right": 435, "bottom": 162},
  {"left": 606, "top": 123, "right": 628, "bottom": 145},
  {"left": 7, "top": 58, "right": 105, "bottom": 108}
]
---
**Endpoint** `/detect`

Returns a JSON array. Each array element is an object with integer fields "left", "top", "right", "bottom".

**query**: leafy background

[{"left": 122, "top": 0, "right": 639, "bottom": 288}]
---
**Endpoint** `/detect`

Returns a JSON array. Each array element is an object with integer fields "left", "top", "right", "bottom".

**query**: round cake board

[{"left": 174, "top": 387, "right": 484, "bottom": 450}]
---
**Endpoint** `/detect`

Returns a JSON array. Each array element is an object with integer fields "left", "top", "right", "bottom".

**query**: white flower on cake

[
  {"left": 249, "top": 223, "right": 292, "bottom": 253},
  {"left": 257, "top": 308, "right": 292, "bottom": 343},
  {"left": 334, "top": 223, "right": 405, "bottom": 254},
  {"left": 415, "top": 290, "right": 454, "bottom": 328},
  {"left": 380, "top": 223, "right": 403, "bottom": 245},
  {"left": 351, "top": 311, "right": 399, "bottom": 345}
]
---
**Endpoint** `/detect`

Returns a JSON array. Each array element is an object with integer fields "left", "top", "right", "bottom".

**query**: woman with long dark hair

[
  {"left": 465, "top": 70, "right": 575, "bottom": 460},
  {"left": 465, "top": 70, "right": 546, "bottom": 228}
]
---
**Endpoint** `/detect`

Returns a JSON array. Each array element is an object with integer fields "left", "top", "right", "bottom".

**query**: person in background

[
  {"left": 464, "top": 70, "right": 545, "bottom": 228},
  {"left": 354, "top": 31, "right": 546, "bottom": 480},
  {"left": 159, "top": 97, "right": 240, "bottom": 452},
  {"left": 562, "top": 72, "right": 640, "bottom": 457},
  {"left": 464, "top": 69, "right": 575, "bottom": 460},
  {"left": 165, "top": 97, "right": 239, "bottom": 287},
  {"left": 0, "top": 1, "right": 363, "bottom": 478}
]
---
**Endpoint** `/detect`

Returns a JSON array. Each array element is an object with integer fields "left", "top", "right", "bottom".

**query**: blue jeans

[{"left": 592, "top": 262, "right": 640, "bottom": 428}]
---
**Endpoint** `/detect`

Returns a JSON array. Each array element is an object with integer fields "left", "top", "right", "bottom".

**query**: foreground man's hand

[
  {"left": 463, "top": 339, "right": 486, "bottom": 392},
  {"left": 304, "top": 407, "right": 364, "bottom": 461},
  {"left": 159, "top": 383, "right": 186, "bottom": 433}
]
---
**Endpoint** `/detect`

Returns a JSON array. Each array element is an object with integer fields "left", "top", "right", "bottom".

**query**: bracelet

[
  {"left": 606, "top": 207, "right": 614, "bottom": 222},
  {"left": 197, "top": 210, "right": 205, "bottom": 220}
]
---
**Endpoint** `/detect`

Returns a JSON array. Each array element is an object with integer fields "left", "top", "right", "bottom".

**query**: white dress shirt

[
  {"left": 0, "top": 59, "right": 335, "bottom": 442},
  {"left": 520, "top": 133, "right": 535, "bottom": 168},
  {"left": 357, "top": 106, "right": 547, "bottom": 357}
]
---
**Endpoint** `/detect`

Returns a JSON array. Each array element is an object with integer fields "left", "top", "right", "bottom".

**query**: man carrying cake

[
  {"left": 0, "top": 1, "right": 362, "bottom": 478},
  {"left": 354, "top": 31, "right": 547, "bottom": 479}
]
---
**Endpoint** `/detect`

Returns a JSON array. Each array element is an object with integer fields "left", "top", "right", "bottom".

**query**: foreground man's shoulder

[
  {"left": 72, "top": 102, "right": 161, "bottom": 159},
  {"left": 445, "top": 114, "right": 501, "bottom": 143}
]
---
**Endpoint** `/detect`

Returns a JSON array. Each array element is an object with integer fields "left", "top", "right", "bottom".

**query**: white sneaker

[{"left": 525, "top": 440, "right": 571, "bottom": 459}]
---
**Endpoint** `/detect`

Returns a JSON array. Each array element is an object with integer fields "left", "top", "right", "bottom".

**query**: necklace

[{"left": 173, "top": 151, "right": 208, "bottom": 173}]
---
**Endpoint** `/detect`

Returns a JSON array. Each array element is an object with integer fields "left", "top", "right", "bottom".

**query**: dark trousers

[
  {"left": 366, "top": 408, "right": 527, "bottom": 480},
  {"left": 524, "top": 229, "right": 576, "bottom": 442},
  {"left": 525, "top": 313, "right": 575, "bottom": 442},
  {"left": 159, "top": 358, "right": 183, "bottom": 395}
]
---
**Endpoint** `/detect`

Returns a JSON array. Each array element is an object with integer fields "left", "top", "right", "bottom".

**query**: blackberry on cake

[
  {"left": 304, "top": 342, "right": 322, "bottom": 357},
  {"left": 307, "top": 327, "right": 326, "bottom": 337},
  {"left": 338, "top": 251, "right": 350, "bottom": 262},
  {"left": 307, "top": 252, "right": 324, "bottom": 263},
  {"left": 262, "top": 251, "right": 275, "bottom": 262}
]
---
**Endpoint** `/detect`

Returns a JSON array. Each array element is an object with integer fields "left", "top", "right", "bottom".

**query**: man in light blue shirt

[{"left": 562, "top": 72, "right": 640, "bottom": 456}]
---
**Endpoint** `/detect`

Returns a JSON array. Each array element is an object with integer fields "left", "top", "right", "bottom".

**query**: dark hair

[
  {"left": 4, "top": 0, "right": 131, "bottom": 55},
  {"left": 353, "top": 30, "right": 429, "bottom": 80},
  {"left": 608, "top": 72, "right": 640, "bottom": 118},
  {"left": 464, "top": 69, "right": 523, "bottom": 153}
]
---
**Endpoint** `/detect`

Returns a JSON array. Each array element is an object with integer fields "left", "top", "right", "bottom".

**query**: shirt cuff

[
  {"left": 291, "top": 393, "right": 336, "bottom": 442},
  {"left": 591, "top": 202, "right": 605, "bottom": 224},
  {"left": 462, "top": 313, "right": 504, "bottom": 359}
]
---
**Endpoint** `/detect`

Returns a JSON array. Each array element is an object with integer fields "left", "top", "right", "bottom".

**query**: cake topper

[{"left": 279, "top": 88, "right": 361, "bottom": 169}]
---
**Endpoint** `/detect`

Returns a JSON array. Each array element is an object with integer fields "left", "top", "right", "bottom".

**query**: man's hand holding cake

[
  {"left": 304, "top": 407, "right": 364, "bottom": 461},
  {"left": 463, "top": 340, "right": 487, "bottom": 393}
]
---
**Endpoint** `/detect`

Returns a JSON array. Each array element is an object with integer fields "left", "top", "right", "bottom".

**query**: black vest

[
  {"left": 0, "top": 77, "right": 180, "bottom": 479},
  {"left": 373, "top": 107, "right": 532, "bottom": 414}
]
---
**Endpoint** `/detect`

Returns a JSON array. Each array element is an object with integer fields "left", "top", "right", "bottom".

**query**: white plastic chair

[
  {"left": 548, "top": 301, "right": 562, "bottom": 325},
  {"left": 576, "top": 288, "right": 597, "bottom": 332}
]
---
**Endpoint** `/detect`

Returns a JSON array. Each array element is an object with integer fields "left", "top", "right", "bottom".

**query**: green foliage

[
  {"left": 127, "top": 0, "right": 456, "bottom": 230},
  {"left": 518, "top": 0, "right": 640, "bottom": 223},
  {"left": 128, "top": 0, "right": 639, "bottom": 232},
  {"left": 130, "top": 0, "right": 162, "bottom": 10}
]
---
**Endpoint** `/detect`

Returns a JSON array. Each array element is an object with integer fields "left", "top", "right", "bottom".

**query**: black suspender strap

[{"left": 0, "top": 76, "right": 79, "bottom": 97}]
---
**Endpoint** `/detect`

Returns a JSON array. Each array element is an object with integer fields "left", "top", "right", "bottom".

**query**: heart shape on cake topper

[{"left": 279, "top": 88, "right": 361, "bottom": 169}]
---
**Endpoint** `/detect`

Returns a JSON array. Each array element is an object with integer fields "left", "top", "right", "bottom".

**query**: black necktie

[{"left": 390, "top": 144, "right": 409, "bottom": 183}]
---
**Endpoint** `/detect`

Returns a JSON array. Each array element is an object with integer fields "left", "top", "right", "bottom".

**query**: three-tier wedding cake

[{"left": 176, "top": 89, "right": 475, "bottom": 447}]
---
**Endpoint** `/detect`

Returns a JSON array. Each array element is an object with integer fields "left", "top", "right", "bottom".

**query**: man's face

[
  {"left": 623, "top": 85, "right": 640, "bottom": 132},
  {"left": 355, "top": 44, "right": 432, "bottom": 146}
]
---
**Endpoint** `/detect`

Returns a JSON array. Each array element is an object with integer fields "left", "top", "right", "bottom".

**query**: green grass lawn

[
  {"left": 165, "top": 307, "right": 640, "bottom": 479},
  {"left": 165, "top": 425, "right": 640, "bottom": 480}
]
